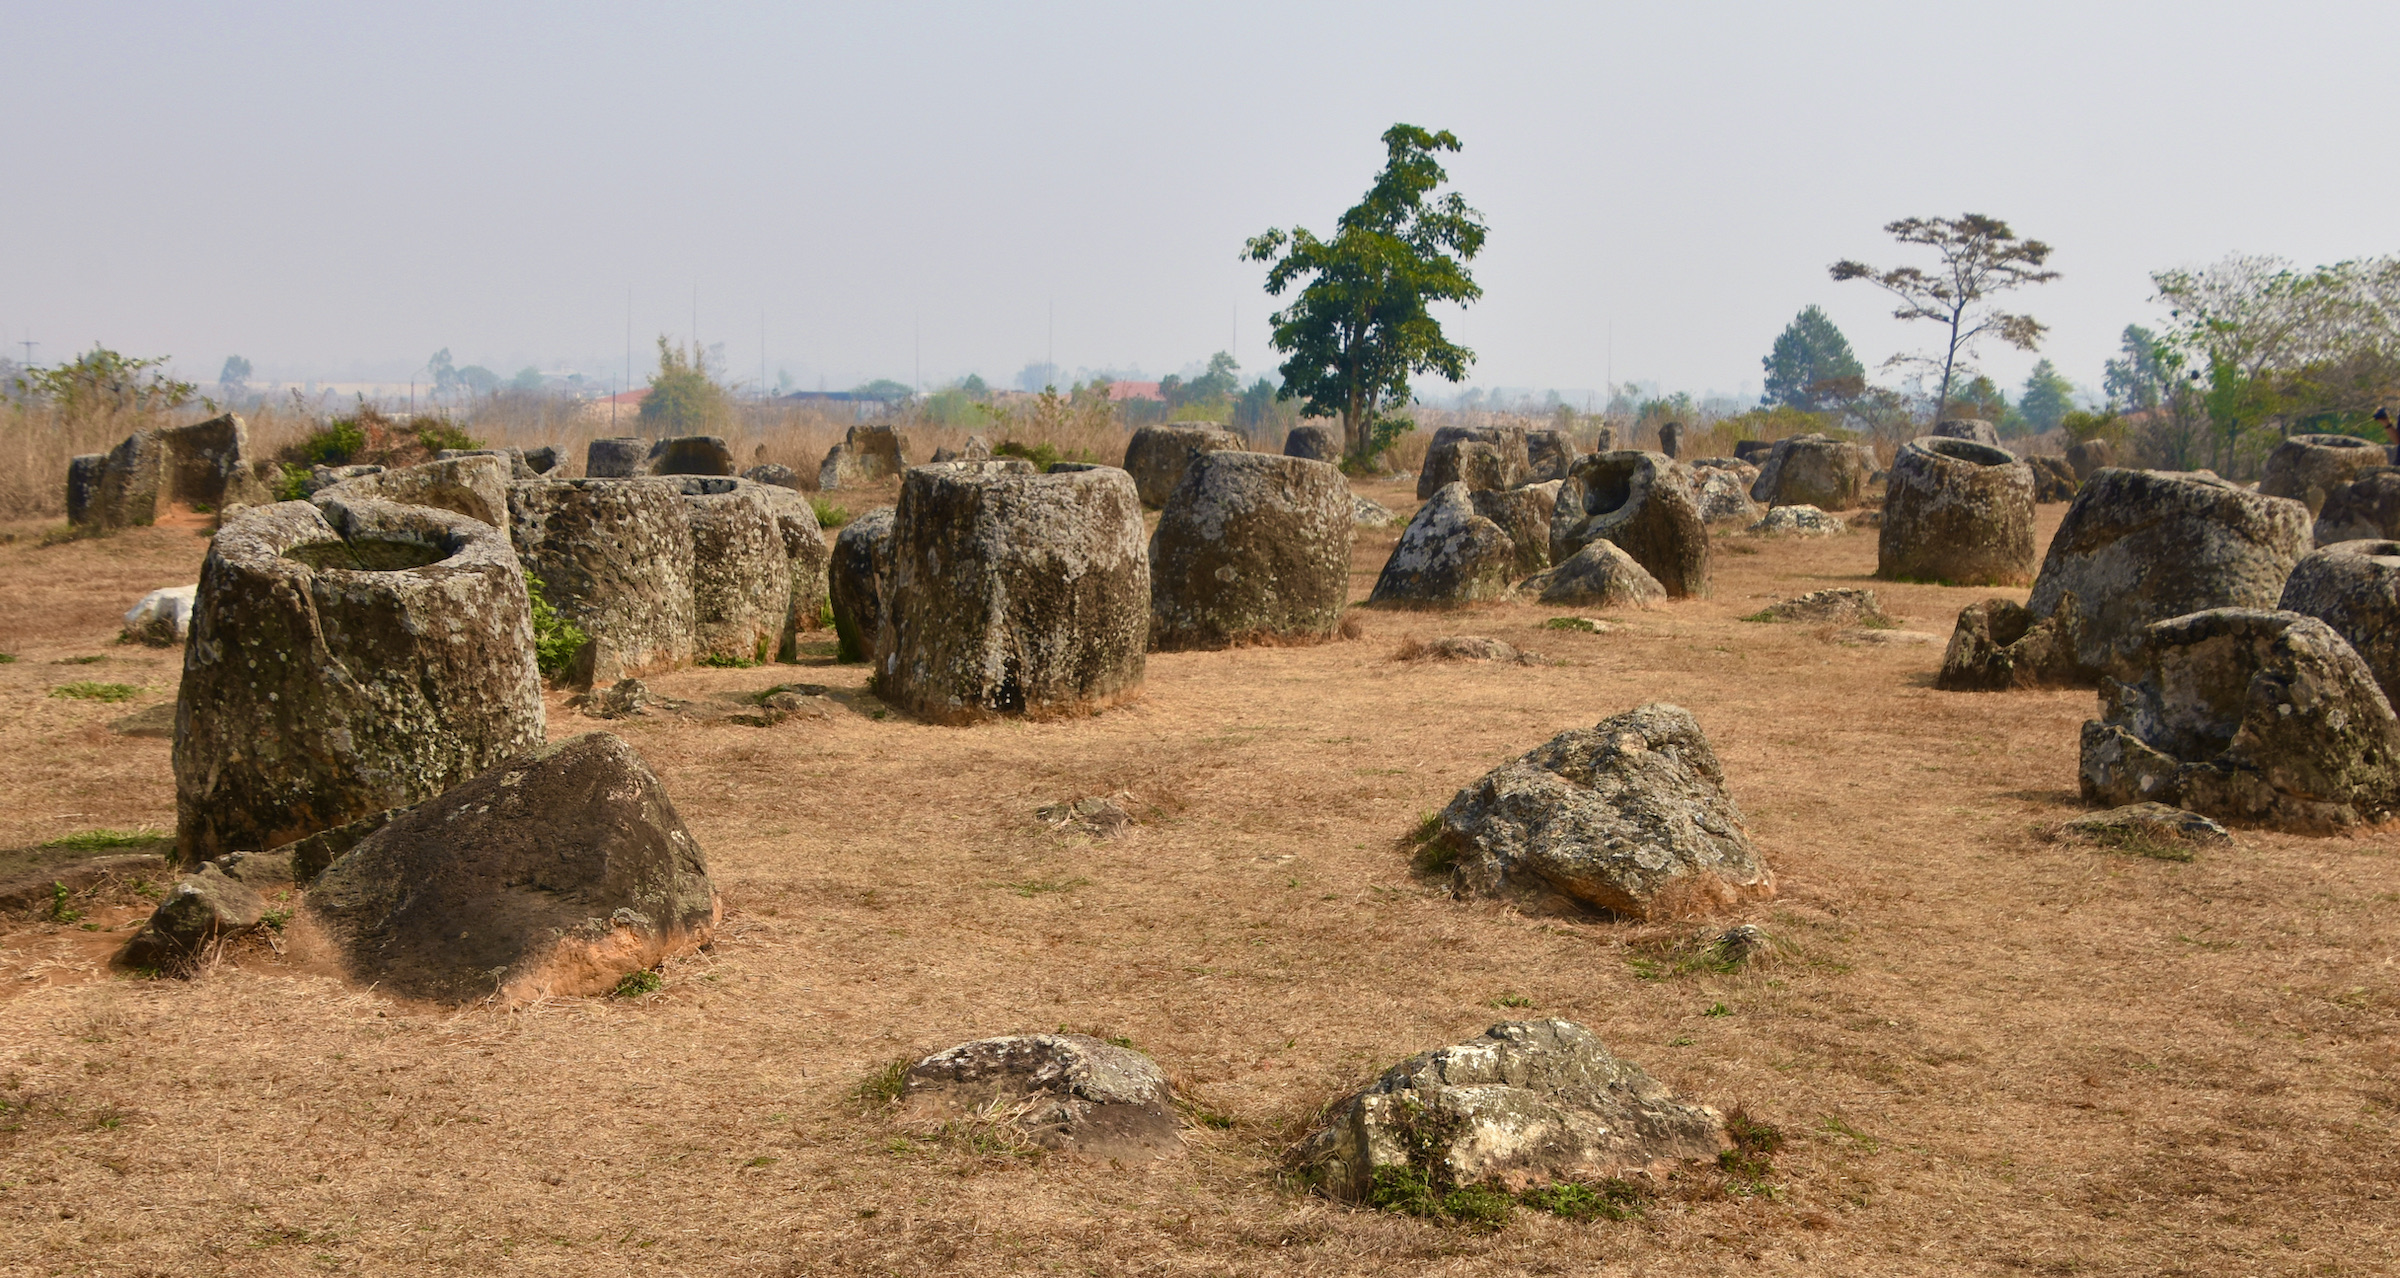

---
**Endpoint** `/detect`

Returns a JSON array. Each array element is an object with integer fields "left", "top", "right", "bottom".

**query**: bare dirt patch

[{"left": 0, "top": 485, "right": 2393, "bottom": 1276}]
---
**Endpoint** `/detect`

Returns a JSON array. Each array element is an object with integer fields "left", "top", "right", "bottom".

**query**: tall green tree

[
  {"left": 1760, "top": 305, "right": 1865, "bottom": 410},
  {"left": 640, "top": 336, "right": 729, "bottom": 433},
  {"left": 1832, "top": 213, "right": 2060, "bottom": 421},
  {"left": 2018, "top": 359, "right": 2075, "bottom": 433},
  {"left": 2101, "top": 324, "right": 2166, "bottom": 411},
  {"left": 1245, "top": 124, "right": 1487, "bottom": 462}
]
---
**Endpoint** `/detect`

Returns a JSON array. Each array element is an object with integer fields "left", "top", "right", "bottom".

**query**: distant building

[{"left": 1108, "top": 381, "right": 1163, "bottom": 403}]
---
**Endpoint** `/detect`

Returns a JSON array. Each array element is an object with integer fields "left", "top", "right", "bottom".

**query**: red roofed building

[{"left": 1108, "top": 380, "right": 1163, "bottom": 403}]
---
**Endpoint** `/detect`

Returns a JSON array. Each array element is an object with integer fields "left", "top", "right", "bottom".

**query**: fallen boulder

[
  {"left": 1283, "top": 424, "right": 1340, "bottom": 463},
  {"left": 123, "top": 585, "right": 198, "bottom": 646},
  {"left": 1293, "top": 1020, "right": 1726, "bottom": 1203},
  {"left": 314, "top": 454, "right": 512, "bottom": 531},
  {"left": 1432, "top": 703, "right": 1771, "bottom": 918},
  {"left": 899, "top": 1033, "right": 1180, "bottom": 1160},
  {"left": 2028, "top": 455, "right": 2079, "bottom": 503},
  {"left": 1473, "top": 481, "right": 1562, "bottom": 575},
  {"left": 507, "top": 478, "right": 697, "bottom": 682},
  {"left": 1746, "top": 505, "right": 1846, "bottom": 537},
  {"left": 2079, "top": 609, "right": 2400, "bottom": 830},
  {"left": 2278, "top": 539, "right": 2400, "bottom": 704},
  {"left": 742, "top": 462, "right": 802, "bottom": 490},
  {"left": 1351, "top": 495, "right": 1398, "bottom": 528},
  {"left": 1877, "top": 436, "right": 2037, "bottom": 586},
  {"left": 1123, "top": 423, "right": 1244, "bottom": 508},
  {"left": 879, "top": 463, "right": 1148, "bottom": 723},
  {"left": 117, "top": 863, "right": 267, "bottom": 975},
  {"left": 1149, "top": 452, "right": 1352, "bottom": 650},
  {"left": 1519, "top": 541, "right": 1665, "bottom": 609},
  {"left": 1418, "top": 425, "right": 1531, "bottom": 500},
  {"left": 1690, "top": 466, "right": 1763, "bottom": 525},
  {"left": 2313, "top": 469, "right": 2400, "bottom": 544},
  {"left": 1749, "top": 433, "right": 1873, "bottom": 510},
  {"left": 647, "top": 435, "right": 735, "bottom": 477},
  {"left": 2260, "top": 432, "right": 2388, "bottom": 515},
  {"left": 174, "top": 498, "right": 545, "bottom": 863},
  {"left": 828, "top": 506, "right": 896, "bottom": 663},
  {"left": 1369, "top": 482, "right": 1518, "bottom": 607},
  {"left": 1550, "top": 451, "right": 1710, "bottom": 598},
  {"left": 1935, "top": 596, "right": 2087, "bottom": 690}
]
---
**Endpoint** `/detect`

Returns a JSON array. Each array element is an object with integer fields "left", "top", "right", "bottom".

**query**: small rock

[
  {"left": 1036, "top": 793, "right": 1134, "bottom": 838},
  {"left": 579, "top": 678, "right": 652, "bottom": 719},
  {"left": 2057, "top": 803, "right": 2233, "bottom": 851},
  {"left": 1350, "top": 495, "right": 1397, "bottom": 528},
  {"left": 742, "top": 463, "right": 802, "bottom": 490},
  {"left": 1396, "top": 636, "right": 1532, "bottom": 663},
  {"left": 1518, "top": 541, "right": 1666, "bottom": 609},
  {"left": 118, "top": 864, "right": 266, "bottom": 975},
  {"left": 1284, "top": 424, "right": 1341, "bottom": 464},
  {"left": 122, "top": 585, "right": 197, "bottom": 646},
  {"left": 900, "top": 1033, "right": 1181, "bottom": 1160},
  {"left": 1369, "top": 483, "right": 1518, "bottom": 607},
  {"left": 1758, "top": 588, "right": 1883, "bottom": 624},
  {"left": 1836, "top": 627, "right": 1939, "bottom": 645},
  {"left": 1747, "top": 505, "right": 1846, "bottom": 537},
  {"left": 108, "top": 702, "right": 177, "bottom": 739}
]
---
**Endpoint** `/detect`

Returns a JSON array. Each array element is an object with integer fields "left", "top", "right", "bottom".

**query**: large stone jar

[
  {"left": 507, "top": 478, "right": 697, "bottom": 682},
  {"left": 1550, "top": 451, "right": 1710, "bottom": 598},
  {"left": 1877, "top": 436, "right": 2037, "bottom": 585},
  {"left": 666, "top": 477, "right": 793, "bottom": 665},
  {"left": 174, "top": 498, "right": 544, "bottom": 863},
  {"left": 1148, "top": 452, "right": 1353, "bottom": 650}
]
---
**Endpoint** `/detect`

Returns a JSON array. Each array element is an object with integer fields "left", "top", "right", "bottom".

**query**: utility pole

[
  {"left": 914, "top": 315, "right": 921, "bottom": 395},
  {"left": 18, "top": 340, "right": 34, "bottom": 368}
]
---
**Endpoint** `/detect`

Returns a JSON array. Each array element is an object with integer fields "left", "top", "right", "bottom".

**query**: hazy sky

[{"left": 5, "top": 2, "right": 2395, "bottom": 404}]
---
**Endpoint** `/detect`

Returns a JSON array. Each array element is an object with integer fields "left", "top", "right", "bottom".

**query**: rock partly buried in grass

[
  {"left": 1756, "top": 587, "right": 1883, "bottom": 625},
  {"left": 2278, "top": 539, "right": 2400, "bottom": 705},
  {"left": 1519, "top": 541, "right": 1665, "bottom": 609},
  {"left": 2313, "top": 470, "right": 2400, "bottom": 544},
  {"left": 1370, "top": 482, "right": 1518, "bottom": 607},
  {"left": 1434, "top": 703, "right": 1771, "bottom": 919},
  {"left": 2079, "top": 609, "right": 2400, "bottom": 831},
  {"left": 1037, "top": 793, "right": 1134, "bottom": 838},
  {"left": 1293, "top": 1020, "right": 1726, "bottom": 1203},
  {"left": 2056, "top": 803, "right": 2233, "bottom": 856},
  {"left": 828, "top": 506, "right": 896, "bottom": 663},
  {"left": 2027, "top": 468, "right": 2311, "bottom": 680},
  {"left": 900, "top": 1033, "right": 1181, "bottom": 1161},
  {"left": 1123, "top": 423, "right": 1245, "bottom": 508},
  {"left": 123, "top": 585, "right": 198, "bottom": 646},
  {"left": 174, "top": 498, "right": 545, "bottom": 864},
  {"left": 1747, "top": 505, "right": 1845, "bottom": 537},
  {"left": 1148, "top": 452, "right": 1353, "bottom": 650},
  {"left": 879, "top": 463, "right": 1149, "bottom": 724},
  {"left": 2260, "top": 432, "right": 2388, "bottom": 515},
  {"left": 1418, "top": 424, "right": 1531, "bottom": 500},
  {"left": 1877, "top": 436, "right": 2037, "bottom": 586},
  {"left": 1472, "top": 482, "right": 1563, "bottom": 576},
  {"left": 118, "top": 863, "right": 266, "bottom": 975},
  {"left": 1395, "top": 636, "right": 1534, "bottom": 663},
  {"left": 507, "top": 478, "right": 698, "bottom": 683},
  {"left": 577, "top": 677, "right": 652, "bottom": 719},
  {"left": 1551, "top": 451, "right": 1710, "bottom": 598},
  {"left": 315, "top": 455, "right": 512, "bottom": 531},
  {"left": 1284, "top": 423, "right": 1340, "bottom": 464},
  {"left": 1936, "top": 595, "right": 2088, "bottom": 691},
  {"left": 304, "top": 732, "right": 720, "bottom": 1006}
]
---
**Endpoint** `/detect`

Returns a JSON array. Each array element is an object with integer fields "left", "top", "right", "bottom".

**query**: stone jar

[
  {"left": 1877, "top": 436, "right": 2037, "bottom": 586},
  {"left": 1148, "top": 452, "right": 1353, "bottom": 650}
]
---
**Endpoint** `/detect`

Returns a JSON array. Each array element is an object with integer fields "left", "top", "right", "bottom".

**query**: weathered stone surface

[
  {"left": 1398, "top": 636, "right": 1534, "bottom": 663},
  {"left": 2279, "top": 539, "right": 2400, "bottom": 704},
  {"left": 1657, "top": 421, "right": 1685, "bottom": 459},
  {"left": 2057, "top": 802, "right": 2234, "bottom": 850},
  {"left": 646, "top": 435, "right": 735, "bottom": 477},
  {"left": 928, "top": 434, "right": 993, "bottom": 465},
  {"left": 1551, "top": 451, "right": 1710, "bottom": 598},
  {"left": 742, "top": 463, "right": 802, "bottom": 490},
  {"left": 123, "top": 585, "right": 198, "bottom": 646},
  {"left": 2314, "top": 469, "right": 2400, "bottom": 543},
  {"left": 1761, "top": 587, "right": 1883, "bottom": 625},
  {"left": 1935, "top": 595, "right": 2088, "bottom": 690},
  {"left": 2080, "top": 609, "right": 2400, "bottom": 830},
  {"left": 1749, "top": 433, "right": 1874, "bottom": 510},
  {"left": 1149, "top": 452, "right": 1352, "bottom": 650},
  {"left": 818, "top": 425, "right": 912, "bottom": 490},
  {"left": 118, "top": 864, "right": 266, "bottom": 974},
  {"left": 438, "top": 447, "right": 559, "bottom": 480},
  {"left": 1733, "top": 439, "right": 1775, "bottom": 464},
  {"left": 1690, "top": 466, "right": 1763, "bottom": 525},
  {"left": 73, "top": 413, "right": 270, "bottom": 529},
  {"left": 2261, "top": 432, "right": 2388, "bottom": 514},
  {"left": 174, "top": 499, "right": 544, "bottom": 863},
  {"left": 1747, "top": 505, "right": 1845, "bottom": 537},
  {"left": 1932, "top": 418, "right": 2003, "bottom": 447},
  {"left": 306, "top": 464, "right": 381, "bottom": 496},
  {"left": 901, "top": 1033, "right": 1180, "bottom": 1160},
  {"left": 1878, "top": 436, "right": 2037, "bottom": 586},
  {"left": 1519, "top": 541, "right": 1665, "bottom": 609},
  {"left": 1351, "top": 495, "right": 1398, "bottom": 528},
  {"left": 316, "top": 455, "right": 512, "bottom": 531},
  {"left": 664, "top": 477, "right": 792, "bottom": 665},
  {"left": 1473, "top": 481, "right": 1562, "bottom": 575},
  {"left": 880, "top": 464, "right": 1148, "bottom": 723},
  {"left": 2028, "top": 454, "right": 2079, "bottom": 503},
  {"left": 305, "top": 732, "right": 720, "bottom": 1005},
  {"left": 1123, "top": 424, "right": 1245, "bottom": 508},
  {"left": 1283, "top": 424, "right": 1340, "bottom": 463},
  {"left": 829, "top": 506, "right": 896, "bottom": 663},
  {"left": 2066, "top": 438, "right": 2114, "bottom": 481},
  {"left": 1418, "top": 425, "right": 1531, "bottom": 500},
  {"left": 585, "top": 437, "right": 646, "bottom": 478},
  {"left": 1369, "top": 483, "right": 1518, "bottom": 607},
  {"left": 1294, "top": 1020, "right": 1726, "bottom": 1202},
  {"left": 736, "top": 481, "right": 832, "bottom": 658},
  {"left": 1036, "top": 792, "right": 1134, "bottom": 838},
  {"left": 1526, "top": 429, "right": 1579, "bottom": 481},
  {"left": 2027, "top": 468, "right": 2312, "bottom": 679},
  {"left": 1434, "top": 703, "right": 1772, "bottom": 918},
  {"left": 507, "top": 478, "right": 697, "bottom": 683},
  {"left": 580, "top": 677, "right": 651, "bottom": 720}
]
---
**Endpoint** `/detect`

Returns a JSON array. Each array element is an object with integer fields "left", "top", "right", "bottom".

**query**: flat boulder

[
  {"left": 1432, "top": 703, "right": 1772, "bottom": 918},
  {"left": 1123, "top": 424, "right": 1244, "bottom": 508},
  {"left": 647, "top": 435, "right": 735, "bottom": 476},
  {"left": 2080, "top": 609, "right": 2400, "bottom": 830},
  {"left": 438, "top": 446, "right": 560, "bottom": 480},
  {"left": 2279, "top": 539, "right": 2400, "bottom": 704},
  {"left": 1417, "top": 425, "right": 1531, "bottom": 499},
  {"left": 1351, "top": 495, "right": 1398, "bottom": 528},
  {"left": 1761, "top": 587, "right": 1883, "bottom": 625},
  {"left": 1369, "top": 482, "right": 1518, "bottom": 607},
  {"left": 828, "top": 506, "right": 896, "bottom": 662},
  {"left": 305, "top": 733, "right": 718, "bottom": 1005},
  {"left": 1293, "top": 1020, "right": 1726, "bottom": 1202},
  {"left": 1551, "top": 451, "right": 1710, "bottom": 598},
  {"left": 2313, "top": 469, "right": 2400, "bottom": 544},
  {"left": 2027, "top": 468, "right": 2312, "bottom": 679},
  {"left": 1149, "top": 452, "right": 1352, "bottom": 650},
  {"left": 1519, "top": 541, "right": 1665, "bottom": 609},
  {"left": 508, "top": 478, "right": 697, "bottom": 682},
  {"left": 899, "top": 1033, "right": 1180, "bottom": 1161},
  {"left": 1877, "top": 436, "right": 2037, "bottom": 586},
  {"left": 1749, "top": 433, "right": 1873, "bottom": 510},
  {"left": 1472, "top": 481, "right": 1562, "bottom": 575},
  {"left": 123, "top": 584, "right": 198, "bottom": 646},
  {"left": 117, "top": 864, "right": 267, "bottom": 975},
  {"left": 1747, "top": 505, "right": 1846, "bottom": 537},
  {"left": 2260, "top": 432, "right": 2388, "bottom": 514},
  {"left": 174, "top": 498, "right": 545, "bottom": 863},
  {"left": 1283, "top": 424, "right": 1340, "bottom": 463},
  {"left": 2056, "top": 802, "right": 2233, "bottom": 852},
  {"left": 879, "top": 463, "right": 1148, "bottom": 723},
  {"left": 1397, "top": 635, "right": 1533, "bottom": 663}
]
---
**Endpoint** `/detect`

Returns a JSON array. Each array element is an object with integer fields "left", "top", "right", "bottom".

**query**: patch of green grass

[
  {"left": 697, "top": 653, "right": 758, "bottom": 669},
  {"left": 525, "top": 574, "right": 588, "bottom": 679},
  {"left": 1739, "top": 609, "right": 1777, "bottom": 623},
  {"left": 809, "top": 497, "right": 850, "bottom": 529},
  {"left": 41, "top": 829, "right": 169, "bottom": 850},
  {"left": 1522, "top": 1177, "right": 1647, "bottom": 1222},
  {"left": 1542, "top": 616, "right": 1600, "bottom": 633},
  {"left": 610, "top": 969, "right": 663, "bottom": 998},
  {"left": 0, "top": 653, "right": 16, "bottom": 663},
  {"left": 415, "top": 421, "right": 480, "bottom": 453},
  {"left": 1669, "top": 1035, "right": 1697, "bottom": 1047},
  {"left": 54, "top": 655, "right": 105, "bottom": 665},
  {"left": 742, "top": 1156, "right": 779, "bottom": 1168},
  {"left": 1488, "top": 994, "right": 1535, "bottom": 1009},
  {"left": 1857, "top": 613, "right": 1902, "bottom": 630},
  {"left": 1002, "top": 876, "right": 1090, "bottom": 898},
  {"left": 48, "top": 882, "right": 82, "bottom": 925},
  {"left": 272, "top": 463, "right": 312, "bottom": 502},
  {"left": 50, "top": 681, "right": 141, "bottom": 703},
  {"left": 993, "top": 439, "right": 1097, "bottom": 472},
  {"left": 1704, "top": 1001, "right": 1731, "bottom": 1017},
  {"left": 260, "top": 908, "right": 292, "bottom": 933},
  {"left": 1404, "top": 809, "right": 1454, "bottom": 876},
  {"left": 1190, "top": 1109, "right": 1235, "bottom": 1130},
  {"left": 855, "top": 1058, "right": 911, "bottom": 1108},
  {"left": 1719, "top": 1110, "right": 1785, "bottom": 1195},
  {"left": 818, "top": 601, "right": 836, "bottom": 630},
  {"left": 1818, "top": 1115, "right": 1879, "bottom": 1152}
]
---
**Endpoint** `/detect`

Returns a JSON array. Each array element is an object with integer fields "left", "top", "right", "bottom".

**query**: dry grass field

[{"left": 0, "top": 481, "right": 2395, "bottom": 1277}]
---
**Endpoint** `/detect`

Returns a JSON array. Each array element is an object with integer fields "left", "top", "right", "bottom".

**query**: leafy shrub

[
  {"left": 296, "top": 420, "right": 366, "bottom": 467},
  {"left": 1521, "top": 1178, "right": 1646, "bottom": 1222},
  {"left": 611, "top": 969, "right": 662, "bottom": 998},
  {"left": 809, "top": 497, "right": 850, "bottom": 529},
  {"left": 272, "top": 464, "right": 312, "bottom": 502},
  {"left": 42, "top": 829, "right": 168, "bottom": 850},
  {"left": 525, "top": 575, "right": 588, "bottom": 678},
  {"left": 413, "top": 419, "right": 479, "bottom": 453}
]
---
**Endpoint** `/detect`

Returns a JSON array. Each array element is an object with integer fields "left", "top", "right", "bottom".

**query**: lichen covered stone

[
  {"left": 1877, "top": 436, "right": 2037, "bottom": 586},
  {"left": 1149, "top": 452, "right": 1352, "bottom": 650}
]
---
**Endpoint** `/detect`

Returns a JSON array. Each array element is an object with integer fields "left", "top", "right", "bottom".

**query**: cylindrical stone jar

[
  {"left": 2279, "top": 538, "right": 2400, "bottom": 706},
  {"left": 1149, "top": 451, "right": 1353, "bottom": 651},
  {"left": 665, "top": 477, "right": 793, "bottom": 665},
  {"left": 506, "top": 477, "right": 696, "bottom": 683},
  {"left": 1877, "top": 436, "right": 2036, "bottom": 586},
  {"left": 2260, "top": 432, "right": 2390, "bottom": 515},
  {"left": 173, "top": 497, "right": 545, "bottom": 864},
  {"left": 585, "top": 437, "right": 647, "bottom": 478}
]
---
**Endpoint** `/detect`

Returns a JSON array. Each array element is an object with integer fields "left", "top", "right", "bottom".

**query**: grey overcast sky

[{"left": 4, "top": 1, "right": 2394, "bottom": 402}]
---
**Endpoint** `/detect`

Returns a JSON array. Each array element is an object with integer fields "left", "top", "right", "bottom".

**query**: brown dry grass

[{"left": 1, "top": 494, "right": 2396, "bottom": 1277}]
